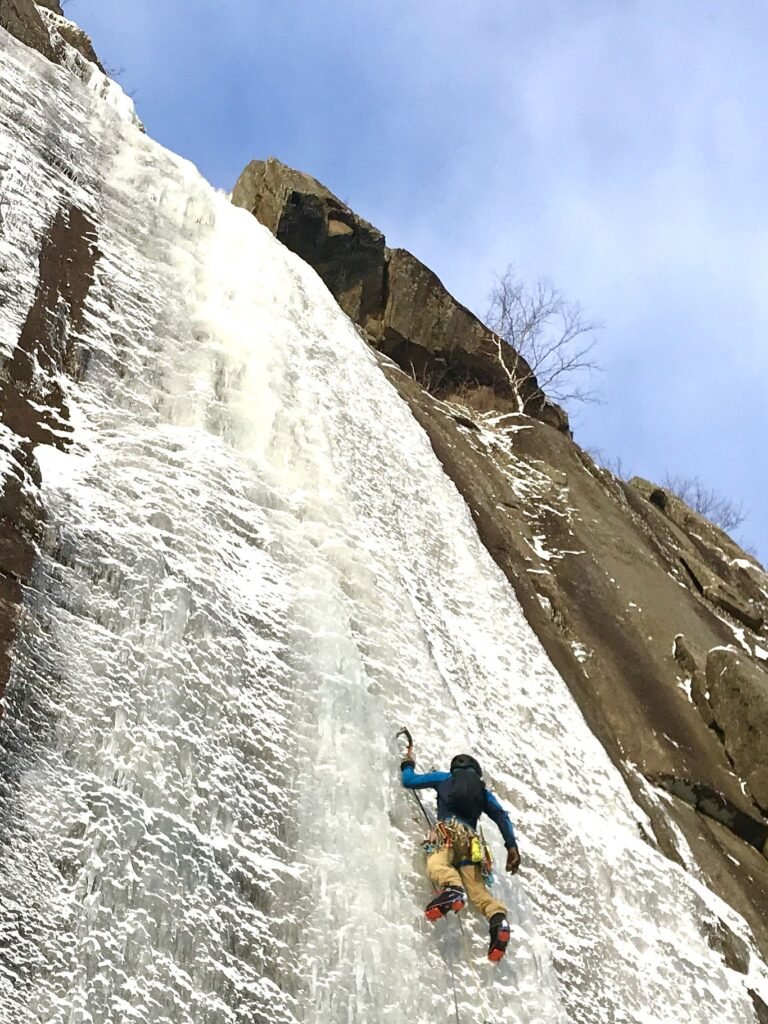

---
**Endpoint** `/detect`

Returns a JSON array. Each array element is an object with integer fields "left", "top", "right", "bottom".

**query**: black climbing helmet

[{"left": 450, "top": 753, "right": 483, "bottom": 777}]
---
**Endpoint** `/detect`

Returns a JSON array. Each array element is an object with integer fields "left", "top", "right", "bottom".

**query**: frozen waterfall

[{"left": 0, "top": 26, "right": 766, "bottom": 1024}]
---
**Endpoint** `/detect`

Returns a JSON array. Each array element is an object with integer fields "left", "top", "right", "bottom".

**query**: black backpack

[{"left": 446, "top": 769, "right": 486, "bottom": 821}]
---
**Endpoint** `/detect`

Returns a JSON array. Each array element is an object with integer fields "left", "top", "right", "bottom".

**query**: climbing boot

[
  {"left": 425, "top": 886, "right": 466, "bottom": 921},
  {"left": 488, "top": 912, "right": 511, "bottom": 962}
]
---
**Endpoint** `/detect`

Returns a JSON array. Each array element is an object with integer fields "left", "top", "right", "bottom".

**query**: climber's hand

[{"left": 506, "top": 847, "right": 521, "bottom": 874}]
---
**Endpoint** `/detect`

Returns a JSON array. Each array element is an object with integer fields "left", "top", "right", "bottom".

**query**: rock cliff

[
  {"left": 3, "top": 7, "right": 768, "bottom": 1013},
  {"left": 1, "top": 0, "right": 104, "bottom": 72},
  {"left": 233, "top": 159, "right": 569, "bottom": 432},
  {"left": 0, "top": 5, "right": 102, "bottom": 716},
  {"left": 233, "top": 157, "right": 768, "bottom": 982}
]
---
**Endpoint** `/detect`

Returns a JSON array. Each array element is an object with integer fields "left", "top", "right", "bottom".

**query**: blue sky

[{"left": 69, "top": 0, "right": 767, "bottom": 558}]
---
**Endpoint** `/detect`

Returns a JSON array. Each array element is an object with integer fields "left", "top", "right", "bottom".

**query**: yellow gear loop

[{"left": 424, "top": 819, "right": 490, "bottom": 864}]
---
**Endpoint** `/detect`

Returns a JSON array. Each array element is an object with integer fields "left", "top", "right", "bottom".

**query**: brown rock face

[
  {"left": 374, "top": 247, "right": 561, "bottom": 425},
  {"left": 753, "top": 991, "right": 768, "bottom": 1024},
  {"left": 706, "top": 648, "right": 768, "bottom": 813},
  {"left": 232, "top": 157, "right": 569, "bottom": 433},
  {"left": 629, "top": 478, "right": 766, "bottom": 632},
  {"left": 0, "top": 0, "right": 57, "bottom": 62},
  {"left": 1, "top": 0, "right": 103, "bottom": 70},
  {"left": 0, "top": 203, "right": 99, "bottom": 705},
  {"left": 0, "top": 445, "right": 42, "bottom": 694},
  {"left": 53, "top": 17, "right": 104, "bottom": 69},
  {"left": 233, "top": 160, "right": 386, "bottom": 324},
  {"left": 0, "top": 205, "right": 99, "bottom": 445}
]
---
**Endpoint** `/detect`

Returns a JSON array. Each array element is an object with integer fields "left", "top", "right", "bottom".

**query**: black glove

[
  {"left": 400, "top": 758, "right": 415, "bottom": 771},
  {"left": 506, "top": 846, "right": 521, "bottom": 874}
]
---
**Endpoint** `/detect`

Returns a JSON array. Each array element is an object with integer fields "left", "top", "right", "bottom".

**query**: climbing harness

[{"left": 419, "top": 819, "right": 495, "bottom": 890}]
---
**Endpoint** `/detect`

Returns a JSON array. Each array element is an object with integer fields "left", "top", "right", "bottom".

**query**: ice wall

[{"left": 0, "top": 25, "right": 766, "bottom": 1024}]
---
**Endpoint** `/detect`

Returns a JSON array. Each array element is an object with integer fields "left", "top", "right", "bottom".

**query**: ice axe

[
  {"left": 396, "top": 726, "right": 414, "bottom": 760},
  {"left": 395, "top": 727, "right": 433, "bottom": 829}
]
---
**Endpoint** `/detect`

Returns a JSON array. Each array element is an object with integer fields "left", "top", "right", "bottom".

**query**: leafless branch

[
  {"left": 486, "top": 265, "right": 602, "bottom": 412},
  {"left": 589, "top": 449, "right": 633, "bottom": 480}
]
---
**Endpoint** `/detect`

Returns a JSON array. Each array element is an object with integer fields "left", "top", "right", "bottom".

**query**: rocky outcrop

[
  {"left": 650, "top": 774, "right": 768, "bottom": 852},
  {"left": 373, "top": 247, "right": 562, "bottom": 421},
  {"left": 629, "top": 478, "right": 766, "bottom": 632},
  {"left": 707, "top": 648, "right": 768, "bottom": 813},
  {"left": 233, "top": 160, "right": 385, "bottom": 324},
  {"left": 0, "top": 203, "right": 100, "bottom": 706},
  {"left": 50, "top": 15, "right": 103, "bottom": 69},
  {"left": 0, "top": 444, "right": 42, "bottom": 699},
  {"left": 1, "top": 205, "right": 99, "bottom": 445},
  {"left": 232, "top": 157, "right": 569, "bottom": 432},
  {"left": 753, "top": 991, "right": 768, "bottom": 1024},
  {"left": 674, "top": 632, "right": 716, "bottom": 724},
  {"left": 1, "top": 0, "right": 103, "bottom": 71},
  {"left": 0, "top": 0, "right": 58, "bottom": 62}
]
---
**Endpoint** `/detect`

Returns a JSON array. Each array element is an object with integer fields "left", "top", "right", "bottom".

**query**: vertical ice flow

[{"left": 0, "top": 26, "right": 766, "bottom": 1024}]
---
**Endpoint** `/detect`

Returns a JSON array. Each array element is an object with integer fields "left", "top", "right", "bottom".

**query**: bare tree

[
  {"left": 663, "top": 473, "right": 747, "bottom": 533},
  {"left": 589, "top": 448, "right": 633, "bottom": 480},
  {"left": 486, "top": 265, "right": 601, "bottom": 411}
]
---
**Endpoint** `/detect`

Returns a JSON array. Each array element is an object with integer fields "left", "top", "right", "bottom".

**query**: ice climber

[{"left": 400, "top": 748, "right": 520, "bottom": 962}]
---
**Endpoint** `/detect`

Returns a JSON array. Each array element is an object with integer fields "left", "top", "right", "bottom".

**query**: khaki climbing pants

[{"left": 426, "top": 824, "right": 507, "bottom": 920}]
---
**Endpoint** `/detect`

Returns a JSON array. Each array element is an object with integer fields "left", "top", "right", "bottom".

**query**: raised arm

[{"left": 400, "top": 764, "right": 451, "bottom": 790}]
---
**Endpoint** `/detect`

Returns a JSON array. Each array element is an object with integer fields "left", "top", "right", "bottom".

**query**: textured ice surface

[{"left": 0, "top": 24, "right": 766, "bottom": 1024}]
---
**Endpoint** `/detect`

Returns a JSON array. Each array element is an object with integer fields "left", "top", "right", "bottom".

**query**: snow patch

[{"left": 570, "top": 642, "right": 591, "bottom": 664}]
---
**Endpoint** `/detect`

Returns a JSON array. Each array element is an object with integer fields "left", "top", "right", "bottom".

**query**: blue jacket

[{"left": 401, "top": 766, "right": 518, "bottom": 849}]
